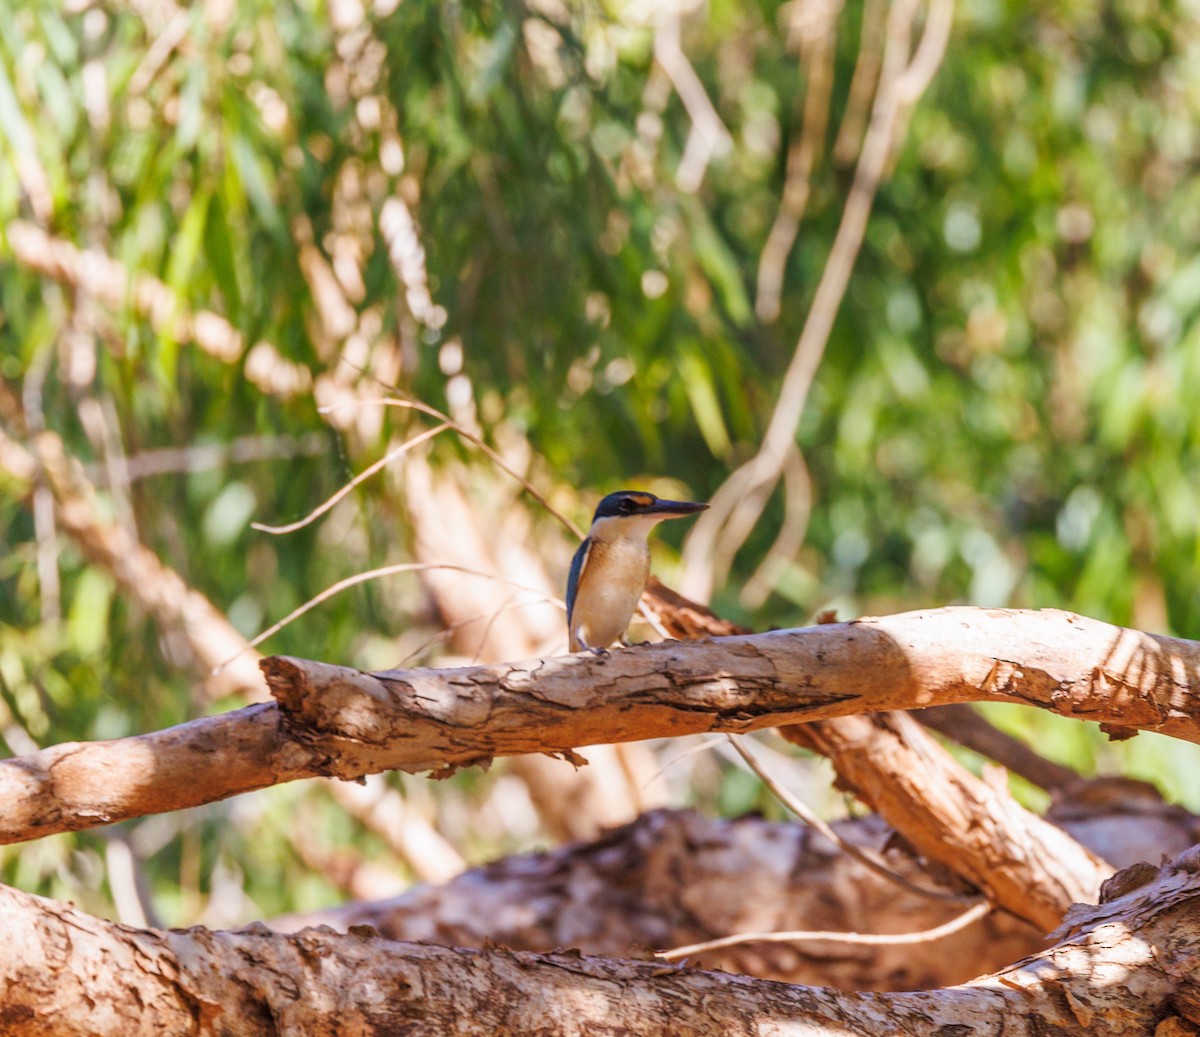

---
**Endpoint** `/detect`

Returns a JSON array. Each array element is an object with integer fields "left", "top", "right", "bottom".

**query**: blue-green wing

[{"left": 566, "top": 536, "right": 591, "bottom": 631}]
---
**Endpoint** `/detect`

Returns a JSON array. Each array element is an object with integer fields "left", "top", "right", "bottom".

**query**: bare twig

[
  {"left": 652, "top": 2, "right": 733, "bottom": 192},
  {"left": 251, "top": 423, "right": 450, "bottom": 535},
  {"left": 21, "top": 349, "right": 61, "bottom": 624},
  {"left": 884, "top": 0, "right": 954, "bottom": 174},
  {"left": 320, "top": 396, "right": 584, "bottom": 538},
  {"left": 217, "top": 561, "right": 562, "bottom": 672},
  {"left": 0, "top": 421, "right": 264, "bottom": 700},
  {"left": 755, "top": 2, "right": 838, "bottom": 322},
  {"left": 128, "top": 8, "right": 191, "bottom": 94},
  {"left": 395, "top": 599, "right": 565, "bottom": 667},
  {"left": 739, "top": 442, "right": 812, "bottom": 608},
  {"left": 832, "top": 0, "right": 886, "bottom": 164},
  {"left": 84, "top": 432, "right": 329, "bottom": 484},
  {"left": 658, "top": 900, "right": 991, "bottom": 960}
]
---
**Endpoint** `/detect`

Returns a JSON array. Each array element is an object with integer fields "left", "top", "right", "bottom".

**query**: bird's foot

[
  {"left": 620, "top": 639, "right": 654, "bottom": 648},
  {"left": 586, "top": 645, "right": 611, "bottom": 658}
]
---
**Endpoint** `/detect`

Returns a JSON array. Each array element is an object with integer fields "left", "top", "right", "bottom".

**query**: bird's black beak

[{"left": 646, "top": 499, "right": 708, "bottom": 518}]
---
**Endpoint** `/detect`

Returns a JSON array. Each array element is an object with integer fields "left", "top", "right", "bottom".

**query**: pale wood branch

[
  {"left": 780, "top": 713, "right": 1110, "bottom": 932},
  {"left": 681, "top": 0, "right": 952, "bottom": 602},
  {"left": 654, "top": 589, "right": 1112, "bottom": 932},
  {"left": 1, "top": 606, "right": 1198, "bottom": 846},
  {"left": 3, "top": 848, "right": 1200, "bottom": 1035}
]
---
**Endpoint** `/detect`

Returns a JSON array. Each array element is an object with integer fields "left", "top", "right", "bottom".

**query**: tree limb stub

[
  {"left": 3, "top": 849, "right": 1200, "bottom": 1036},
  {"left": 1, "top": 606, "right": 1197, "bottom": 845}
]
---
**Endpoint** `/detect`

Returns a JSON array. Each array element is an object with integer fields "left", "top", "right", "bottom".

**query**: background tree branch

[{"left": 275, "top": 796, "right": 1200, "bottom": 990}]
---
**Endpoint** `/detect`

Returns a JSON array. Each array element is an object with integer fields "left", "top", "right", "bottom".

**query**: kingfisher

[{"left": 566, "top": 490, "right": 708, "bottom": 654}]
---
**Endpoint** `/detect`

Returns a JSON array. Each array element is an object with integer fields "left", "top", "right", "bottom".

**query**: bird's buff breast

[{"left": 574, "top": 537, "right": 650, "bottom": 648}]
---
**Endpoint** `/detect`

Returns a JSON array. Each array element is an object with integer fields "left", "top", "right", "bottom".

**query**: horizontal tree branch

[
  {"left": 3, "top": 848, "right": 1200, "bottom": 1035},
  {"left": 276, "top": 794, "right": 1200, "bottom": 991},
  {"left": 1, "top": 607, "right": 1197, "bottom": 845}
]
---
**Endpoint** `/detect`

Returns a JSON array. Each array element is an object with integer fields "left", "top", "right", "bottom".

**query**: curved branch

[{"left": 0, "top": 420, "right": 265, "bottom": 702}]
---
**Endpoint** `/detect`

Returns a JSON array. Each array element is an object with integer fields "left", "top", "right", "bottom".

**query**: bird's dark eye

[{"left": 618, "top": 498, "right": 637, "bottom": 513}]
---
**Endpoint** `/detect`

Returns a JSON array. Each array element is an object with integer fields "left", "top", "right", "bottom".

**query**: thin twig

[
  {"left": 726, "top": 735, "right": 979, "bottom": 904},
  {"left": 216, "top": 562, "right": 564, "bottom": 674},
  {"left": 643, "top": 736, "right": 727, "bottom": 789},
  {"left": 832, "top": 0, "right": 886, "bottom": 164},
  {"left": 84, "top": 433, "right": 329, "bottom": 484},
  {"left": 318, "top": 396, "right": 584, "bottom": 538},
  {"left": 653, "top": 2, "right": 733, "bottom": 192},
  {"left": 128, "top": 8, "right": 191, "bottom": 94},
  {"left": 883, "top": 0, "right": 954, "bottom": 175},
  {"left": 739, "top": 443, "right": 812, "bottom": 608},
  {"left": 22, "top": 348, "right": 61, "bottom": 624},
  {"left": 658, "top": 900, "right": 991, "bottom": 960},
  {"left": 394, "top": 598, "right": 562, "bottom": 668},
  {"left": 251, "top": 423, "right": 450, "bottom": 535},
  {"left": 636, "top": 601, "right": 673, "bottom": 642}
]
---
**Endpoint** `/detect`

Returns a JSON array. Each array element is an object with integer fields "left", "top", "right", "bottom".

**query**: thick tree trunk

[{"left": 2, "top": 849, "right": 1200, "bottom": 1036}]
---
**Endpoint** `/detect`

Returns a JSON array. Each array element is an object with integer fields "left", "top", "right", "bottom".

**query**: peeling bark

[
  {"left": 3, "top": 850, "right": 1200, "bottom": 1035},
  {"left": 1, "top": 606, "right": 1197, "bottom": 844},
  {"left": 780, "top": 713, "right": 1112, "bottom": 931},
  {"left": 0, "top": 420, "right": 266, "bottom": 701}
]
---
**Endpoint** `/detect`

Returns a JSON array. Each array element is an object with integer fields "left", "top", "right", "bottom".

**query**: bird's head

[{"left": 589, "top": 490, "right": 708, "bottom": 540}]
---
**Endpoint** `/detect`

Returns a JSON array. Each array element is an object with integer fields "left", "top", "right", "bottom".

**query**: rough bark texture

[
  {"left": 2, "top": 606, "right": 1197, "bottom": 845},
  {"left": 3, "top": 849, "right": 1200, "bottom": 1036},
  {"left": 0, "top": 705, "right": 321, "bottom": 844},
  {"left": 779, "top": 713, "right": 1112, "bottom": 932},
  {"left": 274, "top": 796, "right": 1200, "bottom": 991}
]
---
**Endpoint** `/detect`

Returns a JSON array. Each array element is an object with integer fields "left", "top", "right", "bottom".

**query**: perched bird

[{"left": 566, "top": 490, "right": 708, "bottom": 654}]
